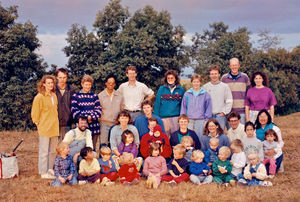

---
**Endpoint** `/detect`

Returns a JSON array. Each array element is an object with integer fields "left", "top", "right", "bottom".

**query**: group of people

[{"left": 31, "top": 57, "right": 283, "bottom": 188}]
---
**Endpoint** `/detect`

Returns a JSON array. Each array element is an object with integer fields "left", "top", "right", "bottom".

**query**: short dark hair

[
  {"left": 116, "top": 110, "right": 132, "bottom": 124},
  {"left": 164, "top": 70, "right": 180, "bottom": 85},
  {"left": 250, "top": 71, "right": 269, "bottom": 87},
  {"left": 227, "top": 111, "right": 241, "bottom": 121},
  {"left": 141, "top": 100, "right": 152, "bottom": 109},
  {"left": 244, "top": 121, "right": 255, "bottom": 132},
  {"left": 209, "top": 65, "right": 221, "bottom": 74},
  {"left": 80, "top": 147, "right": 93, "bottom": 159},
  {"left": 148, "top": 117, "right": 158, "bottom": 124},
  {"left": 265, "top": 129, "right": 278, "bottom": 142},
  {"left": 55, "top": 68, "right": 68, "bottom": 76},
  {"left": 104, "top": 74, "right": 117, "bottom": 84},
  {"left": 77, "top": 115, "right": 88, "bottom": 123}
]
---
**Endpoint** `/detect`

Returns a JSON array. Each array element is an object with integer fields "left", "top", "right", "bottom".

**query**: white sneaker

[
  {"left": 41, "top": 173, "right": 56, "bottom": 179},
  {"left": 78, "top": 180, "right": 87, "bottom": 185},
  {"left": 261, "top": 181, "right": 273, "bottom": 186},
  {"left": 168, "top": 180, "right": 177, "bottom": 186},
  {"left": 48, "top": 169, "right": 55, "bottom": 176}
]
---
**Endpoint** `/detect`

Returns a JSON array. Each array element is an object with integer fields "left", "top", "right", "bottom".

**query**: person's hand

[
  {"left": 203, "top": 170, "right": 208, "bottom": 175},
  {"left": 109, "top": 160, "right": 112, "bottom": 168},
  {"left": 265, "top": 149, "right": 276, "bottom": 156},
  {"left": 208, "top": 162, "right": 212, "bottom": 166},
  {"left": 88, "top": 116, "right": 92, "bottom": 123},
  {"left": 245, "top": 174, "right": 252, "bottom": 180},
  {"left": 67, "top": 174, "right": 73, "bottom": 181},
  {"left": 58, "top": 176, "right": 66, "bottom": 184}
]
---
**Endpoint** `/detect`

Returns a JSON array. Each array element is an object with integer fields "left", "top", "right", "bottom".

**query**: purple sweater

[
  {"left": 180, "top": 88, "right": 212, "bottom": 120},
  {"left": 245, "top": 87, "right": 277, "bottom": 110},
  {"left": 143, "top": 156, "right": 168, "bottom": 176},
  {"left": 118, "top": 142, "right": 138, "bottom": 158},
  {"left": 221, "top": 72, "right": 250, "bottom": 114}
]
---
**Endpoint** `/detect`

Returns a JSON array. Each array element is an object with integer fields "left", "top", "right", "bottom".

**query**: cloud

[{"left": 35, "top": 34, "right": 68, "bottom": 66}]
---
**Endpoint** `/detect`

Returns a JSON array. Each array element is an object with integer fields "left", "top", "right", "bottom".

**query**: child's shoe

[
  {"left": 41, "top": 173, "right": 55, "bottom": 179},
  {"left": 168, "top": 180, "right": 177, "bottom": 186},
  {"left": 101, "top": 177, "right": 110, "bottom": 186},
  {"left": 78, "top": 180, "right": 87, "bottom": 185},
  {"left": 261, "top": 181, "right": 273, "bottom": 186},
  {"left": 95, "top": 179, "right": 100, "bottom": 184},
  {"left": 105, "top": 181, "right": 115, "bottom": 186},
  {"left": 237, "top": 179, "right": 247, "bottom": 186},
  {"left": 267, "top": 175, "right": 275, "bottom": 179},
  {"left": 48, "top": 169, "right": 55, "bottom": 176}
]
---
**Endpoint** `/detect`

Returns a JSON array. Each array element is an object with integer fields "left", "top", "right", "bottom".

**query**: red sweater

[
  {"left": 140, "top": 132, "right": 172, "bottom": 158},
  {"left": 118, "top": 164, "right": 140, "bottom": 182}
]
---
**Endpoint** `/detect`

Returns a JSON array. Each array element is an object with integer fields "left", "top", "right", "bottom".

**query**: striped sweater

[
  {"left": 71, "top": 91, "right": 102, "bottom": 135},
  {"left": 221, "top": 72, "right": 250, "bottom": 114}
]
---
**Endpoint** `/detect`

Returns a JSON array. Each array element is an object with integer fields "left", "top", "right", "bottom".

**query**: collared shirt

[
  {"left": 53, "top": 154, "right": 76, "bottom": 178},
  {"left": 63, "top": 127, "right": 93, "bottom": 149},
  {"left": 118, "top": 81, "right": 154, "bottom": 111},
  {"left": 98, "top": 89, "right": 123, "bottom": 124}
]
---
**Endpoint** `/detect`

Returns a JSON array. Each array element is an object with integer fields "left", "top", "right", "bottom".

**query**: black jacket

[{"left": 56, "top": 84, "right": 75, "bottom": 126}]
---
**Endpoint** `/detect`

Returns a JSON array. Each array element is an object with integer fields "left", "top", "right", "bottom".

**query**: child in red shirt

[{"left": 118, "top": 152, "right": 140, "bottom": 185}]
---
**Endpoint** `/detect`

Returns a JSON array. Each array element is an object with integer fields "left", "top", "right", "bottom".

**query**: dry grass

[{"left": 1, "top": 113, "right": 300, "bottom": 202}]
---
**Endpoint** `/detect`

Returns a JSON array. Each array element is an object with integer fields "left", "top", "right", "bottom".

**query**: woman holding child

[{"left": 255, "top": 109, "right": 284, "bottom": 172}]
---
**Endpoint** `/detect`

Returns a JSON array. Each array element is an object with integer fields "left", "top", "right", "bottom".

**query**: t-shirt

[{"left": 245, "top": 87, "right": 277, "bottom": 110}]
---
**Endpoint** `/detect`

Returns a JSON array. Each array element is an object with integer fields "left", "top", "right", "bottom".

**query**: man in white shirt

[
  {"left": 203, "top": 65, "right": 233, "bottom": 130},
  {"left": 226, "top": 112, "right": 246, "bottom": 142},
  {"left": 118, "top": 65, "right": 155, "bottom": 121}
]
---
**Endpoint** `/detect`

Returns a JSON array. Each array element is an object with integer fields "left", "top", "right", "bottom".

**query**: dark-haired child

[{"left": 77, "top": 147, "right": 101, "bottom": 184}]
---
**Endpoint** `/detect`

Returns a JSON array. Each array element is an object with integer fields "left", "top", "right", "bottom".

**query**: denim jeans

[{"left": 50, "top": 175, "right": 78, "bottom": 187}]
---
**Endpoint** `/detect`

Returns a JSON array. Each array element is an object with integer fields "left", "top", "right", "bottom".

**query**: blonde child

[
  {"left": 143, "top": 143, "right": 168, "bottom": 189},
  {"left": 51, "top": 142, "right": 77, "bottom": 187},
  {"left": 204, "top": 137, "right": 219, "bottom": 167},
  {"left": 118, "top": 152, "right": 140, "bottom": 185},
  {"left": 262, "top": 129, "right": 282, "bottom": 178},
  {"left": 181, "top": 136, "right": 194, "bottom": 162},
  {"left": 230, "top": 139, "right": 246, "bottom": 178},
  {"left": 162, "top": 144, "right": 190, "bottom": 185},
  {"left": 189, "top": 150, "right": 213, "bottom": 185},
  {"left": 212, "top": 146, "right": 235, "bottom": 186},
  {"left": 242, "top": 122, "right": 264, "bottom": 162},
  {"left": 237, "top": 151, "right": 272, "bottom": 186},
  {"left": 98, "top": 147, "right": 118, "bottom": 186},
  {"left": 77, "top": 147, "right": 101, "bottom": 184}
]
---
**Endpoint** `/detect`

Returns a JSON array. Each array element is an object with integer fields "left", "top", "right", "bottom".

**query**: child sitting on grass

[
  {"left": 212, "top": 146, "right": 235, "bottom": 186},
  {"left": 262, "top": 129, "right": 282, "bottom": 178},
  {"left": 118, "top": 152, "right": 140, "bottom": 186},
  {"left": 237, "top": 151, "right": 272, "bottom": 186},
  {"left": 98, "top": 147, "right": 118, "bottom": 186},
  {"left": 230, "top": 139, "right": 246, "bottom": 178},
  {"left": 189, "top": 150, "right": 213, "bottom": 185},
  {"left": 162, "top": 144, "right": 190, "bottom": 186},
  {"left": 77, "top": 147, "right": 101, "bottom": 184},
  {"left": 181, "top": 136, "right": 195, "bottom": 163},
  {"left": 204, "top": 137, "right": 219, "bottom": 168},
  {"left": 51, "top": 142, "right": 77, "bottom": 187},
  {"left": 143, "top": 142, "right": 168, "bottom": 189}
]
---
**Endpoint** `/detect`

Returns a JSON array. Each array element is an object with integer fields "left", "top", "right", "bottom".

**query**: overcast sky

[{"left": 2, "top": 0, "right": 300, "bottom": 67}]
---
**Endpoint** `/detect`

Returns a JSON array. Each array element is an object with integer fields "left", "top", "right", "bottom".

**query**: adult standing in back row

[
  {"left": 203, "top": 65, "right": 233, "bottom": 130},
  {"left": 118, "top": 65, "right": 155, "bottom": 121},
  {"left": 154, "top": 70, "right": 185, "bottom": 137},
  {"left": 221, "top": 58, "right": 250, "bottom": 125},
  {"left": 55, "top": 68, "right": 75, "bottom": 140}
]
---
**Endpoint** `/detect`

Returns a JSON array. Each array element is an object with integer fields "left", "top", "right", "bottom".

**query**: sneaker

[
  {"left": 47, "top": 169, "right": 55, "bottom": 176},
  {"left": 41, "top": 173, "right": 56, "bottom": 180},
  {"left": 101, "top": 177, "right": 110, "bottom": 186},
  {"left": 267, "top": 175, "right": 275, "bottom": 179},
  {"left": 169, "top": 180, "right": 177, "bottom": 186},
  {"left": 105, "top": 181, "right": 115, "bottom": 186},
  {"left": 237, "top": 179, "right": 247, "bottom": 186},
  {"left": 78, "top": 180, "right": 87, "bottom": 185},
  {"left": 95, "top": 179, "right": 100, "bottom": 184},
  {"left": 261, "top": 181, "right": 273, "bottom": 186}
]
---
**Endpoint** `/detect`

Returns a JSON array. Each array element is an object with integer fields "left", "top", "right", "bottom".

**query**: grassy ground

[{"left": 1, "top": 113, "right": 300, "bottom": 201}]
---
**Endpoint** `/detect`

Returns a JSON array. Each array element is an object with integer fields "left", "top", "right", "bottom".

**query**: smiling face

[
  {"left": 167, "top": 74, "right": 176, "bottom": 85},
  {"left": 207, "top": 121, "right": 218, "bottom": 135},
  {"left": 77, "top": 118, "right": 88, "bottom": 132},
  {"left": 105, "top": 77, "right": 116, "bottom": 91},
  {"left": 119, "top": 115, "right": 129, "bottom": 126},
  {"left": 229, "top": 58, "right": 240, "bottom": 75},
  {"left": 191, "top": 78, "right": 201, "bottom": 90},
  {"left": 152, "top": 149, "right": 160, "bottom": 157},
  {"left": 254, "top": 74, "right": 264, "bottom": 87},
  {"left": 43, "top": 78, "right": 54, "bottom": 93},
  {"left": 125, "top": 134, "right": 134, "bottom": 144},
  {"left": 228, "top": 117, "right": 240, "bottom": 129},
  {"left": 142, "top": 104, "right": 152, "bottom": 116},
  {"left": 178, "top": 118, "right": 189, "bottom": 131},
  {"left": 194, "top": 156, "right": 204, "bottom": 163},
  {"left": 209, "top": 69, "right": 220, "bottom": 83},
  {"left": 81, "top": 81, "right": 92, "bottom": 93},
  {"left": 218, "top": 151, "right": 228, "bottom": 161},
  {"left": 126, "top": 70, "right": 137, "bottom": 82},
  {"left": 258, "top": 112, "right": 269, "bottom": 127}
]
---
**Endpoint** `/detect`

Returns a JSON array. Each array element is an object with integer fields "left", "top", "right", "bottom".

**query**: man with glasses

[{"left": 226, "top": 111, "right": 246, "bottom": 142}]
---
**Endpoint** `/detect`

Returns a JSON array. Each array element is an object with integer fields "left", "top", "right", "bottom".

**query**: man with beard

[{"left": 63, "top": 115, "right": 93, "bottom": 159}]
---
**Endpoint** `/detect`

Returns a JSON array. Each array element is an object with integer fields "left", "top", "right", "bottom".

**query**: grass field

[{"left": 1, "top": 113, "right": 300, "bottom": 201}]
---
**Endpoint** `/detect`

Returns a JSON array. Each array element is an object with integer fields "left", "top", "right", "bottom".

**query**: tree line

[{"left": 0, "top": 0, "right": 299, "bottom": 130}]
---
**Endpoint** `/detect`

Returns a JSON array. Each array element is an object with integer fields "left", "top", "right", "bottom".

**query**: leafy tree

[{"left": 0, "top": 2, "right": 46, "bottom": 130}]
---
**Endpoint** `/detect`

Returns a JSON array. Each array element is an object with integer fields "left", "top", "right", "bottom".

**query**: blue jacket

[
  {"left": 154, "top": 85, "right": 185, "bottom": 118},
  {"left": 180, "top": 88, "right": 212, "bottom": 120},
  {"left": 189, "top": 161, "right": 210, "bottom": 176},
  {"left": 204, "top": 147, "right": 219, "bottom": 164}
]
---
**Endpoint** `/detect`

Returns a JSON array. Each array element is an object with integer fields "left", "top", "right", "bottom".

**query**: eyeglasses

[{"left": 229, "top": 119, "right": 239, "bottom": 123}]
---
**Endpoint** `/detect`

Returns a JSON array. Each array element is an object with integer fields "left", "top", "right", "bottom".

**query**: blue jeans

[
  {"left": 212, "top": 114, "right": 227, "bottom": 130},
  {"left": 188, "top": 119, "right": 205, "bottom": 145},
  {"left": 50, "top": 175, "right": 78, "bottom": 187}
]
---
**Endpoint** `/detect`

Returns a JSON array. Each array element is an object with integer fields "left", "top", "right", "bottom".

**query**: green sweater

[{"left": 212, "top": 158, "right": 232, "bottom": 176}]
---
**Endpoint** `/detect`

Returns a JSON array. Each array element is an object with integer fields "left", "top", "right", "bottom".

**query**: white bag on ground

[{"left": 0, "top": 154, "right": 19, "bottom": 179}]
